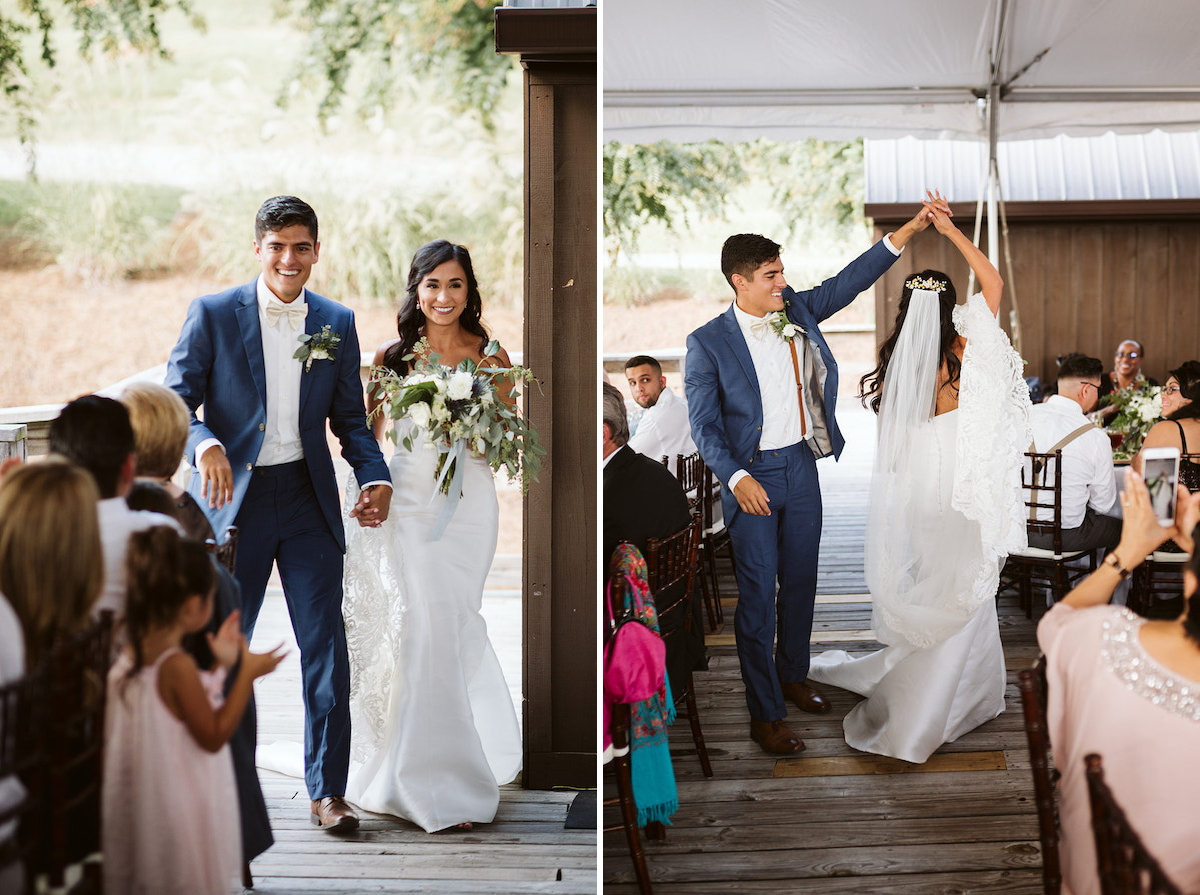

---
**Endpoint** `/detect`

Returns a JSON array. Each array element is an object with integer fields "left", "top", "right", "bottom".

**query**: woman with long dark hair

[
  {"left": 344, "top": 240, "right": 521, "bottom": 832},
  {"left": 809, "top": 192, "right": 1033, "bottom": 762},
  {"left": 1133, "top": 359, "right": 1200, "bottom": 491}
]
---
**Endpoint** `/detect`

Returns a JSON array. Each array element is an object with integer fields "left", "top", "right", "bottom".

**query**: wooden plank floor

[
  {"left": 604, "top": 403, "right": 1048, "bottom": 894},
  {"left": 246, "top": 557, "right": 597, "bottom": 895}
]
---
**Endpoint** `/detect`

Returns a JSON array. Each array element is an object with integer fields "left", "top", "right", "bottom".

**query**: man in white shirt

[
  {"left": 166, "top": 196, "right": 391, "bottom": 832},
  {"left": 625, "top": 355, "right": 697, "bottom": 463},
  {"left": 684, "top": 201, "right": 937, "bottom": 754},
  {"left": 47, "top": 396, "right": 180, "bottom": 623},
  {"left": 1029, "top": 353, "right": 1121, "bottom": 552}
]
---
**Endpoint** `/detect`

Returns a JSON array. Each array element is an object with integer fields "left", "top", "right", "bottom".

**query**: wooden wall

[
  {"left": 496, "top": 7, "right": 597, "bottom": 791},
  {"left": 866, "top": 200, "right": 1200, "bottom": 386}
]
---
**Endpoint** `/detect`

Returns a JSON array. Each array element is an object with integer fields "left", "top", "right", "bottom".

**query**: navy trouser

[
  {"left": 234, "top": 459, "right": 349, "bottom": 801},
  {"left": 727, "top": 441, "right": 822, "bottom": 722}
]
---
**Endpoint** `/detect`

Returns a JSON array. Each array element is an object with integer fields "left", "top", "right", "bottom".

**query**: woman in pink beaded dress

[
  {"left": 1040, "top": 473, "right": 1200, "bottom": 895},
  {"left": 103, "top": 528, "right": 285, "bottom": 895}
]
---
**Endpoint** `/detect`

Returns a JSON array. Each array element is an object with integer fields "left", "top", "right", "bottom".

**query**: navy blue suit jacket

[
  {"left": 164, "top": 281, "right": 389, "bottom": 552},
  {"left": 684, "top": 240, "right": 898, "bottom": 523}
]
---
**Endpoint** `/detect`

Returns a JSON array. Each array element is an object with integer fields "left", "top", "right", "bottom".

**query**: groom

[
  {"left": 684, "top": 204, "right": 934, "bottom": 754},
  {"left": 165, "top": 195, "right": 391, "bottom": 831}
]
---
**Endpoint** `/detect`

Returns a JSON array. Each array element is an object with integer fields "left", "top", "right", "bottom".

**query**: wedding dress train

[
  {"left": 342, "top": 421, "right": 522, "bottom": 831},
  {"left": 809, "top": 293, "right": 1031, "bottom": 764}
]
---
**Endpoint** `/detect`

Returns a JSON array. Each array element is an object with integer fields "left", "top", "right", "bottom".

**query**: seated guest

[
  {"left": 48, "top": 395, "right": 179, "bottom": 625},
  {"left": 0, "top": 459, "right": 103, "bottom": 668},
  {"left": 1098, "top": 339, "right": 1158, "bottom": 424},
  {"left": 1133, "top": 360, "right": 1200, "bottom": 492},
  {"left": 1029, "top": 354, "right": 1121, "bottom": 552},
  {"left": 603, "top": 382, "right": 704, "bottom": 692},
  {"left": 625, "top": 355, "right": 696, "bottom": 462},
  {"left": 1038, "top": 472, "right": 1200, "bottom": 895},
  {"left": 120, "top": 382, "right": 215, "bottom": 542}
]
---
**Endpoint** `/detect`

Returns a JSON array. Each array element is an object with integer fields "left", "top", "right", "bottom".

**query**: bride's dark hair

[
  {"left": 382, "top": 240, "right": 490, "bottom": 375},
  {"left": 859, "top": 269, "right": 959, "bottom": 414}
]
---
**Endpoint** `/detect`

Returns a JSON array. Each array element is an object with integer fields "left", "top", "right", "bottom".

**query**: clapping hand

[{"left": 207, "top": 610, "right": 245, "bottom": 670}]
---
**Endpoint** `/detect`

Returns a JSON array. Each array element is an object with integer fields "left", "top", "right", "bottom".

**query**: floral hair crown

[{"left": 905, "top": 275, "right": 947, "bottom": 293}]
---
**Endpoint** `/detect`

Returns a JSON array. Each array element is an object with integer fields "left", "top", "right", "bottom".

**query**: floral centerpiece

[
  {"left": 369, "top": 338, "right": 544, "bottom": 513},
  {"left": 1102, "top": 382, "right": 1162, "bottom": 459}
]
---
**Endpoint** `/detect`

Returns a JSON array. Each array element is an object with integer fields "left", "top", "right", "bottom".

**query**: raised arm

[{"left": 925, "top": 190, "right": 1003, "bottom": 316}]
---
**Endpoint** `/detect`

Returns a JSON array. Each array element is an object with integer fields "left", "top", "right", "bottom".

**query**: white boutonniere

[
  {"left": 768, "top": 310, "right": 804, "bottom": 342},
  {"left": 294, "top": 325, "right": 341, "bottom": 372}
]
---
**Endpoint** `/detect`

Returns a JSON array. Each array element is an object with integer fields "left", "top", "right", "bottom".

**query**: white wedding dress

[
  {"left": 341, "top": 420, "right": 522, "bottom": 831},
  {"left": 809, "top": 292, "right": 1032, "bottom": 764}
]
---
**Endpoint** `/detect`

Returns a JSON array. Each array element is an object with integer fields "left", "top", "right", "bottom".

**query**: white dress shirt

[
  {"left": 1030, "top": 394, "right": 1119, "bottom": 527},
  {"left": 254, "top": 276, "right": 307, "bottom": 466},
  {"left": 627, "top": 387, "right": 697, "bottom": 462},
  {"left": 93, "top": 498, "right": 182, "bottom": 621}
]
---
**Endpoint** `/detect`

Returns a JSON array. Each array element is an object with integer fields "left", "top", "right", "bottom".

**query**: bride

[
  {"left": 342, "top": 239, "right": 522, "bottom": 831},
  {"left": 808, "top": 193, "right": 1032, "bottom": 763}
]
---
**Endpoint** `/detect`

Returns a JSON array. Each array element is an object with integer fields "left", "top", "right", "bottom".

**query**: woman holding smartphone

[
  {"left": 1133, "top": 360, "right": 1200, "bottom": 492},
  {"left": 1037, "top": 471, "right": 1200, "bottom": 895}
]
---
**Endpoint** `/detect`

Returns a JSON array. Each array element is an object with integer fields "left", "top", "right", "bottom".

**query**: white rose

[
  {"left": 781, "top": 323, "right": 796, "bottom": 339},
  {"left": 310, "top": 347, "right": 330, "bottom": 361},
  {"left": 408, "top": 401, "right": 432, "bottom": 428},
  {"left": 447, "top": 371, "right": 474, "bottom": 400}
]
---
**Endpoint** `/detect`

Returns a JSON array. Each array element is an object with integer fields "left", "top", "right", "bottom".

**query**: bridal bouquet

[
  {"left": 370, "top": 339, "right": 544, "bottom": 497},
  {"left": 1103, "top": 382, "right": 1162, "bottom": 459}
]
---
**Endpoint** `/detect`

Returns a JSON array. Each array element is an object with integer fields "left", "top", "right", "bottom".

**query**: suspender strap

[
  {"left": 1028, "top": 423, "right": 1096, "bottom": 521},
  {"left": 788, "top": 338, "right": 807, "bottom": 438}
]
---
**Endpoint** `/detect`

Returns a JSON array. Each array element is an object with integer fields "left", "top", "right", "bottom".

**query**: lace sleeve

[
  {"left": 952, "top": 293, "right": 1034, "bottom": 612},
  {"left": 341, "top": 471, "right": 407, "bottom": 763}
]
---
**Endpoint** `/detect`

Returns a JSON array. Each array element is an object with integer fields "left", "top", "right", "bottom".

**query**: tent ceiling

[{"left": 603, "top": 0, "right": 1200, "bottom": 143}]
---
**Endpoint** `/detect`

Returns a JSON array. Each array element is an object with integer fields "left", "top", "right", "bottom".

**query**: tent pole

[
  {"left": 968, "top": 161, "right": 987, "bottom": 298},
  {"left": 997, "top": 174, "right": 1023, "bottom": 357}
]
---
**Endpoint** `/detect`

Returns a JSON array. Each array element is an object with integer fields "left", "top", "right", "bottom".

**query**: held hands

[
  {"left": 350, "top": 483, "right": 392, "bottom": 528},
  {"left": 924, "top": 190, "right": 957, "bottom": 236},
  {"left": 893, "top": 190, "right": 952, "bottom": 247},
  {"left": 733, "top": 475, "right": 772, "bottom": 516},
  {"left": 199, "top": 445, "right": 234, "bottom": 510}
]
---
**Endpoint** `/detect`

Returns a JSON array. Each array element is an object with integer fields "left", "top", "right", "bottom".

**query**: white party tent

[{"left": 603, "top": 0, "right": 1200, "bottom": 146}]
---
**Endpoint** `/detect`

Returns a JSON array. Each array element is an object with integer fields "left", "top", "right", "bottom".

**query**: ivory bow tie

[
  {"left": 749, "top": 317, "right": 773, "bottom": 339},
  {"left": 265, "top": 299, "right": 307, "bottom": 327}
]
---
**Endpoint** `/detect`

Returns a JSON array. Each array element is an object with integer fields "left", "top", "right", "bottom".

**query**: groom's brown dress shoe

[
  {"left": 749, "top": 719, "right": 805, "bottom": 754},
  {"left": 311, "top": 797, "right": 360, "bottom": 832},
  {"left": 781, "top": 680, "right": 832, "bottom": 714}
]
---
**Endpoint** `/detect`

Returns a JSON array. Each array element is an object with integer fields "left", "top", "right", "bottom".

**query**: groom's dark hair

[
  {"left": 255, "top": 195, "right": 318, "bottom": 243},
  {"left": 49, "top": 395, "right": 136, "bottom": 499},
  {"left": 721, "top": 233, "right": 782, "bottom": 293}
]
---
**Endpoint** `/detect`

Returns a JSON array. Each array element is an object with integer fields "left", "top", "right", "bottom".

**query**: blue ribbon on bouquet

[{"left": 428, "top": 438, "right": 467, "bottom": 542}]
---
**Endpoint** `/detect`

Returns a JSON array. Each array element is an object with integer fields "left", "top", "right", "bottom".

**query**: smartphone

[{"left": 1141, "top": 446, "right": 1181, "bottom": 527}]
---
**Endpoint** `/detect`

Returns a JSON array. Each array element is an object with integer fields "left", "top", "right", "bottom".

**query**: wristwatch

[{"left": 1103, "top": 552, "right": 1133, "bottom": 581}]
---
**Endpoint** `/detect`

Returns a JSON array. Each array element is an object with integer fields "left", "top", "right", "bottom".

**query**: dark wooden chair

[
  {"left": 1018, "top": 657, "right": 1061, "bottom": 895},
  {"left": 1000, "top": 450, "right": 1096, "bottom": 617},
  {"left": 602, "top": 569, "right": 655, "bottom": 895},
  {"left": 215, "top": 525, "right": 239, "bottom": 574},
  {"left": 1085, "top": 754, "right": 1183, "bottom": 895},
  {"left": 646, "top": 514, "right": 712, "bottom": 779},
  {"left": 0, "top": 662, "right": 50, "bottom": 894},
  {"left": 17, "top": 613, "right": 114, "bottom": 895},
  {"left": 673, "top": 452, "right": 721, "bottom": 632},
  {"left": 603, "top": 701, "right": 653, "bottom": 895},
  {"left": 701, "top": 466, "right": 734, "bottom": 631}
]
